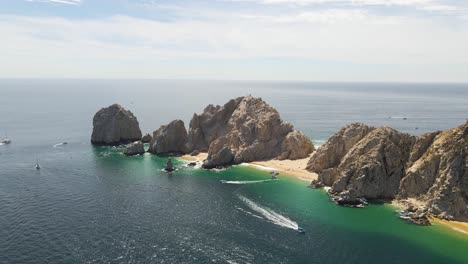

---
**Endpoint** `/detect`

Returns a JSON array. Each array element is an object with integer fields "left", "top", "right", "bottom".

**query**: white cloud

[
  {"left": 0, "top": 5, "right": 467, "bottom": 81},
  {"left": 25, "top": 0, "right": 81, "bottom": 5}
]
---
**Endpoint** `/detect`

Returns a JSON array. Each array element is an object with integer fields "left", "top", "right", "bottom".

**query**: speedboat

[
  {"left": 297, "top": 227, "right": 306, "bottom": 234},
  {"left": 270, "top": 171, "right": 279, "bottom": 179}
]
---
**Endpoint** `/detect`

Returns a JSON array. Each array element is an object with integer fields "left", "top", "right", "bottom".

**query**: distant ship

[
  {"left": 35, "top": 158, "right": 41, "bottom": 170},
  {"left": 1, "top": 132, "right": 11, "bottom": 144}
]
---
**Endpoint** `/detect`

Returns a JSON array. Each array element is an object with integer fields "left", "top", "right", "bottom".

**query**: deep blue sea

[{"left": 1, "top": 80, "right": 467, "bottom": 263}]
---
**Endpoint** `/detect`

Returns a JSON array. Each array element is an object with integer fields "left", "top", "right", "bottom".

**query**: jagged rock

[
  {"left": 165, "top": 158, "right": 174, "bottom": 172},
  {"left": 307, "top": 122, "right": 468, "bottom": 221},
  {"left": 141, "top": 133, "right": 152, "bottom": 143},
  {"left": 278, "top": 130, "right": 315, "bottom": 160},
  {"left": 202, "top": 147, "right": 234, "bottom": 169},
  {"left": 399, "top": 122, "right": 468, "bottom": 220},
  {"left": 398, "top": 209, "right": 431, "bottom": 226},
  {"left": 124, "top": 141, "right": 145, "bottom": 156},
  {"left": 331, "top": 189, "right": 368, "bottom": 208},
  {"left": 148, "top": 120, "right": 188, "bottom": 154},
  {"left": 306, "top": 123, "right": 372, "bottom": 172},
  {"left": 187, "top": 96, "right": 313, "bottom": 168},
  {"left": 190, "top": 150, "right": 200, "bottom": 156},
  {"left": 91, "top": 104, "right": 142, "bottom": 145}
]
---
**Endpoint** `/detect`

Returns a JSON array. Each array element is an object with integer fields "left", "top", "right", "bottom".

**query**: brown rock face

[
  {"left": 278, "top": 131, "right": 315, "bottom": 160},
  {"left": 202, "top": 147, "right": 234, "bottom": 169},
  {"left": 184, "top": 96, "right": 314, "bottom": 168},
  {"left": 91, "top": 104, "right": 142, "bottom": 145},
  {"left": 148, "top": 120, "right": 188, "bottom": 154},
  {"left": 399, "top": 124, "right": 467, "bottom": 220},
  {"left": 307, "top": 122, "right": 468, "bottom": 221}
]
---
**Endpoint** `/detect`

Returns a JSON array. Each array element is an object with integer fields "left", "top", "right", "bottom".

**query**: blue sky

[{"left": 0, "top": 0, "right": 467, "bottom": 82}]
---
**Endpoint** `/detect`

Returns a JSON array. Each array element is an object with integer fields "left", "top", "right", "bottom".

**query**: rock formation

[
  {"left": 165, "top": 158, "right": 174, "bottom": 172},
  {"left": 148, "top": 120, "right": 188, "bottom": 154},
  {"left": 124, "top": 141, "right": 145, "bottom": 156},
  {"left": 186, "top": 96, "right": 314, "bottom": 168},
  {"left": 307, "top": 122, "right": 468, "bottom": 222},
  {"left": 141, "top": 133, "right": 152, "bottom": 143},
  {"left": 91, "top": 104, "right": 142, "bottom": 145},
  {"left": 202, "top": 147, "right": 234, "bottom": 169}
]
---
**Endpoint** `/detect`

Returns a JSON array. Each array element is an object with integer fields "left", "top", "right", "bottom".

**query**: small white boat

[
  {"left": 2, "top": 132, "right": 11, "bottom": 144},
  {"left": 297, "top": 227, "right": 306, "bottom": 234},
  {"left": 35, "top": 158, "right": 41, "bottom": 170}
]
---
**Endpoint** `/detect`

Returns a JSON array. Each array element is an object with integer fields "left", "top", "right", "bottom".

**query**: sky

[{"left": 0, "top": 0, "right": 467, "bottom": 82}]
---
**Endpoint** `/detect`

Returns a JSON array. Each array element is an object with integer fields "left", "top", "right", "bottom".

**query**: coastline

[
  {"left": 180, "top": 152, "right": 318, "bottom": 181},
  {"left": 180, "top": 153, "right": 467, "bottom": 236},
  {"left": 430, "top": 217, "right": 468, "bottom": 235},
  {"left": 391, "top": 200, "right": 468, "bottom": 235}
]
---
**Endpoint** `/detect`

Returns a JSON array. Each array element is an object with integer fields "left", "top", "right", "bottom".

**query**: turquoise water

[{"left": 1, "top": 80, "right": 467, "bottom": 263}]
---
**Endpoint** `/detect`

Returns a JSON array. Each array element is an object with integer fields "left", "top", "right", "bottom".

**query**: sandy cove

[
  {"left": 391, "top": 199, "right": 468, "bottom": 235},
  {"left": 180, "top": 152, "right": 318, "bottom": 182}
]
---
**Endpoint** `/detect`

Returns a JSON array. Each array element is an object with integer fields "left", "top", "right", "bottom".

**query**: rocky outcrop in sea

[
  {"left": 152, "top": 96, "right": 314, "bottom": 168},
  {"left": 124, "top": 141, "right": 145, "bottom": 156},
  {"left": 190, "top": 96, "right": 314, "bottom": 168},
  {"left": 148, "top": 120, "right": 188, "bottom": 154},
  {"left": 91, "top": 104, "right": 142, "bottom": 145},
  {"left": 307, "top": 122, "right": 468, "bottom": 222}
]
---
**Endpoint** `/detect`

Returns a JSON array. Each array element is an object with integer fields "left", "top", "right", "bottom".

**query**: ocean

[{"left": 1, "top": 79, "right": 467, "bottom": 263}]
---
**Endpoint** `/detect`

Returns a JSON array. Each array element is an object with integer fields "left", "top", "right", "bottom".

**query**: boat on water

[
  {"left": 270, "top": 171, "right": 279, "bottom": 179},
  {"left": 35, "top": 158, "right": 41, "bottom": 170},
  {"left": 2, "top": 132, "right": 11, "bottom": 144},
  {"left": 297, "top": 227, "right": 306, "bottom": 234}
]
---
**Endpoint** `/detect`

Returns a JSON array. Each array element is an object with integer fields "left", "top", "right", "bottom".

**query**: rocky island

[
  {"left": 148, "top": 96, "right": 314, "bottom": 168},
  {"left": 307, "top": 122, "right": 468, "bottom": 224},
  {"left": 90, "top": 100, "right": 467, "bottom": 229},
  {"left": 91, "top": 104, "right": 142, "bottom": 145}
]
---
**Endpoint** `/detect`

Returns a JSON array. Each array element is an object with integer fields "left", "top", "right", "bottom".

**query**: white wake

[
  {"left": 238, "top": 195, "right": 299, "bottom": 230},
  {"left": 220, "top": 179, "right": 274, "bottom": 185}
]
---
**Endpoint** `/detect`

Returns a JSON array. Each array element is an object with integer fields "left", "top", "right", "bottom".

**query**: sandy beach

[
  {"left": 430, "top": 217, "right": 468, "bottom": 235},
  {"left": 248, "top": 156, "right": 318, "bottom": 181},
  {"left": 180, "top": 152, "right": 318, "bottom": 182},
  {"left": 391, "top": 199, "right": 468, "bottom": 236}
]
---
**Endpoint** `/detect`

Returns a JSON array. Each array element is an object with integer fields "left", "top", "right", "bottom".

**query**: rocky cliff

[
  {"left": 148, "top": 120, "right": 188, "bottom": 154},
  {"left": 91, "top": 104, "right": 142, "bottom": 145},
  {"left": 188, "top": 96, "right": 314, "bottom": 168},
  {"left": 148, "top": 96, "right": 314, "bottom": 167},
  {"left": 307, "top": 122, "right": 467, "bottom": 221}
]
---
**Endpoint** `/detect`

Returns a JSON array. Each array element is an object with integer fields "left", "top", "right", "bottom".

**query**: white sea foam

[
  {"left": 238, "top": 163, "right": 276, "bottom": 172},
  {"left": 238, "top": 195, "right": 299, "bottom": 230},
  {"left": 235, "top": 206, "right": 264, "bottom": 219},
  {"left": 53, "top": 142, "right": 68, "bottom": 147},
  {"left": 220, "top": 179, "right": 273, "bottom": 185}
]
